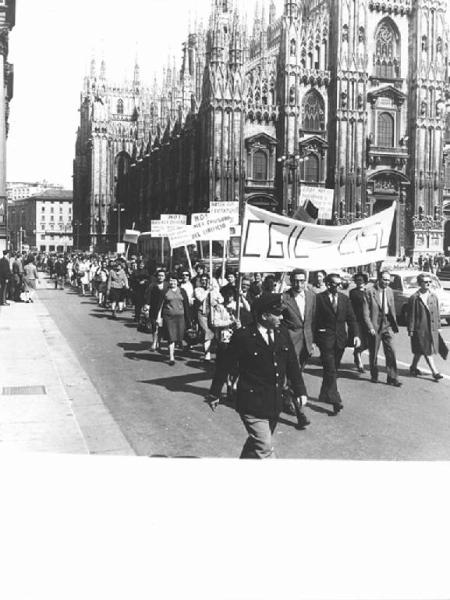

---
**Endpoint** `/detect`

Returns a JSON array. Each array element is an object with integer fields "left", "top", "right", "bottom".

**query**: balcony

[{"left": 368, "top": 145, "right": 409, "bottom": 169}]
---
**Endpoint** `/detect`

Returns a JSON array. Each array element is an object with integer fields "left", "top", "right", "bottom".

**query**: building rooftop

[{"left": 27, "top": 189, "right": 73, "bottom": 201}]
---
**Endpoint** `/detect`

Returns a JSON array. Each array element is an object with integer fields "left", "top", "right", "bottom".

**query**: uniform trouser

[
  {"left": 0, "top": 278, "right": 8, "bottom": 304},
  {"left": 239, "top": 414, "right": 278, "bottom": 459},
  {"left": 318, "top": 344, "right": 345, "bottom": 405},
  {"left": 368, "top": 326, "right": 397, "bottom": 380}
]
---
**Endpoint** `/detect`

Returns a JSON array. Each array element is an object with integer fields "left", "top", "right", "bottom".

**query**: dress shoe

[
  {"left": 332, "top": 402, "right": 343, "bottom": 415},
  {"left": 432, "top": 373, "right": 443, "bottom": 382},
  {"left": 295, "top": 411, "right": 310, "bottom": 429},
  {"left": 387, "top": 378, "right": 402, "bottom": 387},
  {"left": 409, "top": 367, "right": 421, "bottom": 377},
  {"left": 168, "top": 360, "right": 175, "bottom": 366},
  {"left": 370, "top": 376, "right": 378, "bottom": 383}
]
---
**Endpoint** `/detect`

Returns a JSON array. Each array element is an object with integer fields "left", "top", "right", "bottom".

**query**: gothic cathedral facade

[{"left": 73, "top": 0, "right": 450, "bottom": 258}]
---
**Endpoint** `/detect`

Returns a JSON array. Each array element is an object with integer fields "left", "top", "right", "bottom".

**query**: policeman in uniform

[{"left": 207, "top": 293, "right": 308, "bottom": 459}]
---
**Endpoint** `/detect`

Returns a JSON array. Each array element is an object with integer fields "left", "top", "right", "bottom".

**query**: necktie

[
  {"left": 267, "top": 329, "right": 275, "bottom": 350},
  {"left": 382, "top": 288, "right": 386, "bottom": 315},
  {"left": 332, "top": 293, "right": 338, "bottom": 313}
]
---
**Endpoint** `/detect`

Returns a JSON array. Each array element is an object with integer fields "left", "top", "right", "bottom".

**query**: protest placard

[
  {"left": 160, "top": 214, "right": 187, "bottom": 225},
  {"left": 209, "top": 201, "right": 240, "bottom": 225},
  {"left": 150, "top": 220, "right": 167, "bottom": 237},
  {"left": 240, "top": 203, "right": 396, "bottom": 272},
  {"left": 299, "top": 186, "right": 334, "bottom": 220},
  {"left": 123, "top": 229, "right": 141, "bottom": 244},
  {"left": 167, "top": 225, "right": 194, "bottom": 249},
  {"left": 191, "top": 213, "right": 233, "bottom": 241}
]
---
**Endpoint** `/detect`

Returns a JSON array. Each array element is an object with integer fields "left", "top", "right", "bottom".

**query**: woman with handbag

[
  {"left": 23, "top": 256, "right": 39, "bottom": 303},
  {"left": 156, "top": 273, "right": 191, "bottom": 365},
  {"left": 194, "top": 274, "right": 221, "bottom": 362},
  {"left": 106, "top": 262, "right": 128, "bottom": 319},
  {"left": 407, "top": 273, "right": 443, "bottom": 381}
]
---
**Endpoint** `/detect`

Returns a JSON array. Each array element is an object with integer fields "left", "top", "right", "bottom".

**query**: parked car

[
  {"left": 437, "top": 263, "right": 450, "bottom": 287},
  {"left": 389, "top": 270, "right": 450, "bottom": 325}
]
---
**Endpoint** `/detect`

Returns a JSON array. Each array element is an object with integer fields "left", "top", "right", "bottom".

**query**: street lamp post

[
  {"left": 277, "top": 153, "right": 305, "bottom": 216},
  {"left": 112, "top": 203, "right": 125, "bottom": 248},
  {"left": 74, "top": 220, "right": 81, "bottom": 250}
]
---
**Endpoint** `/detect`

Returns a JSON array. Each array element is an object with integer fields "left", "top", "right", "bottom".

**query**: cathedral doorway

[{"left": 372, "top": 199, "right": 397, "bottom": 257}]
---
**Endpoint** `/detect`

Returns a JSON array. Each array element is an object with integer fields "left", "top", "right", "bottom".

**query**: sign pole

[
  {"left": 184, "top": 245, "right": 194, "bottom": 275},
  {"left": 221, "top": 240, "right": 227, "bottom": 284},
  {"left": 209, "top": 240, "right": 213, "bottom": 281},
  {"left": 161, "top": 238, "right": 164, "bottom": 266}
]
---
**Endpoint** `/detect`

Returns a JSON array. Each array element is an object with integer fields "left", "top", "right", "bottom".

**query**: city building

[
  {"left": 7, "top": 180, "right": 64, "bottom": 203},
  {"left": 74, "top": 0, "right": 450, "bottom": 258},
  {"left": 7, "top": 189, "right": 74, "bottom": 253},
  {"left": 0, "top": 0, "right": 15, "bottom": 252}
]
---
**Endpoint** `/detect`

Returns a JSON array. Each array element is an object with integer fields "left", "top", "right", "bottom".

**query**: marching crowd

[{"left": 1, "top": 248, "right": 448, "bottom": 459}]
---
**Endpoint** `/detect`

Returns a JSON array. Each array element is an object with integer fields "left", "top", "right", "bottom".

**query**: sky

[{"left": 6, "top": 0, "right": 265, "bottom": 189}]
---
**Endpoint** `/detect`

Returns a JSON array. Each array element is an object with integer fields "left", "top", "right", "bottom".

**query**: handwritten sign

[
  {"left": 299, "top": 186, "right": 334, "bottom": 220},
  {"left": 209, "top": 201, "right": 240, "bottom": 225}
]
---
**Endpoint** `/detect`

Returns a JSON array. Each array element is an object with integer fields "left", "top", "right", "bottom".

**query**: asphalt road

[{"left": 39, "top": 283, "right": 450, "bottom": 459}]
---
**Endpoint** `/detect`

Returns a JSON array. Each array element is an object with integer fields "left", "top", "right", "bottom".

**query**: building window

[
  {"left": 304, "top": 154, "right": 320, "bottom": 182},
  {"left": 253, "top": 151, "right": 268, "bottom": 181},
  {"left": 377, "top": 112, "right": 395, "bottom": 147},
  {"left": 302, "top": 90, "right": 325, "bottom": 131},
  {"left": 117, "top": 99, "right": 124, "bottom": 114},
  {"left": 374, "top": 18, "right": 400, "bottom": 79}
]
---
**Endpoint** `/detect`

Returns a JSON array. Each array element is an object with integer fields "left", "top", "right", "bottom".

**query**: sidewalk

[{"left": 0, "top": 274, "right": 135, "bottom": 455}]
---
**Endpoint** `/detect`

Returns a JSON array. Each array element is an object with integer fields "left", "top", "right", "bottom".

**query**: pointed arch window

[
  {"left": 302, "top": 90, "right": 325, "bottom": 131},
  {"left": 304, "top": 155, "right": 320, "bottom": 183},
  {"left": 374, "top": 19, "right": 400, "bottom": 79},
  {"left": 117, "top": 99, "right": 124, "bottom": 115},
  {"left": 377, "top": 112, "right": 394, "bottom": 147},
  {"left": 253, "top": 151, "right": 268, "bottom": 181}
]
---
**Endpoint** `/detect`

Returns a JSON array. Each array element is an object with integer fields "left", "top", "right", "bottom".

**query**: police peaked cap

[{"left": 253, "top": 293, "right": 283, "bottom": 316}]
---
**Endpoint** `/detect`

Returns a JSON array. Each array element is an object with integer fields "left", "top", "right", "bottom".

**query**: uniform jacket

[
  {"left": 407, "top": 290, "right": 440, "bottom": 356},
  {"left": 365, "top": 284, "right": 399, "bottom": 333},
  {"left": 0, "top": 256, "right": 12, "bottom": 279},
  {"left": 314, "top": 291, "right": 359, "bottom": 350},
  {"left": 210, "top": 323, "right": 307, "bottom": 419},
  {"left": 282, "top": 288, "right": 316, "bottom": 355}
]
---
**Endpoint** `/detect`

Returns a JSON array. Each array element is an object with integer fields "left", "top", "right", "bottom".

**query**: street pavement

[
  {"left": 0, "top": 274, "right": 134, "bottom": 455},
  {"left": 19, "top": 275, "right": 450, "bottom": 460}
]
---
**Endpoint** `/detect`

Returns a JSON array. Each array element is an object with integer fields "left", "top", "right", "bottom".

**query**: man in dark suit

[
  {"left": 208, "top": 293, "right": 308, "bottom": 459},
  {"left": 282, "top": 268, "right": 316, "bottom": 370},
  {"left": 315, "top": 273, "right": 360, "bottom": 415},
  {"left": 0, "top": 250, "right": 12, "bottom": 306},
  {"left": 365, "top": 270, "right": 402, "bottom": 387}
]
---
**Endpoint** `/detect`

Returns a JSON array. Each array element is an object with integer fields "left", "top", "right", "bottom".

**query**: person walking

[
  {"left": 314, "top": 273, "right": 360, "bottom": 415},
  {"left": 144, "top": 269, "right": 169, "bottom": 351},
  {"left": 156, "top": 273, "right": 191, "bottom": 365},
  {"left": 23, "top": 256, "right": 39, "bottom": 303},
  {"left": 129, "top": 258, "right": 150, "bottom": 323},
  {"left": 106, "top": 262, "right": 128, "bottom": 319},
  {"left": 365, "top": 270, "right": 402, "bottom": 387},
  {"left": 207, "top": 293, "right": 308, "bottom": 459},
  {"left": 407, "top": 273, "right": 443, "bottom": 381},
  {"left": 311, "top": 270, "right": 327, "bottom": 294},
  {"left": 282, "top": 268, "right": 317, "bottom": 370},
  {"left": 193, "top": 274, "right": 218, "bottom": 362},
  {"left": 54, "top": 256, "right": 66, "bottom": 290},
  {"left": 0, "top": 250, "right": 12, "bottom": 306},
  {"left": 11, "top": 252, "right": 24, "bottom": 302},
  {"left": 349, "top": 272, "right": 372, "bottom": 373}
]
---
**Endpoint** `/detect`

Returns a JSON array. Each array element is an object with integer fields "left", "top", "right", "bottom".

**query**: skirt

[
  {"left": 197, "top": 312, "right": 214, "bottom": 342},
  {"left": 109, "top": 287, "right": 126, "bottom": 303},
  {"left": 163, "top": 313, "right": 186, "bottom": 343}
]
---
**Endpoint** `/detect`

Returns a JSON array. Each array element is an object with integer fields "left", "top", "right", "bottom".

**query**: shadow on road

[{"left": 139, "top": 371, "right": 211, "bottom": 396}]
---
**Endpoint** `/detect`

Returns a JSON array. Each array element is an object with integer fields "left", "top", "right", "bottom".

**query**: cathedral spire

[
  {"left": 99, "top": 57, "right": 106, "bottom": 81},
  {"left": 284, "top": 0, "right": 299, "bottom": 19},
  {"left": 133, "top": 54, "right": 140, "bottom": 88},
  {"left": 269, "top": 0, "right": 276, "bottom": 26},
  {"left": 90, "top": 56, "right": 97, "bottom": 79}
]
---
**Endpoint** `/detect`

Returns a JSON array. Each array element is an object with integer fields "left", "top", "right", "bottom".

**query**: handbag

[
  {"left": 438, "top": 334, "right": 449, "bottom": 360},
  {"left": 209, "top": 302, "right": 233, "bottom": 328}
]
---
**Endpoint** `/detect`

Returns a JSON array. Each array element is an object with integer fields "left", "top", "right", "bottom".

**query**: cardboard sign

[
  {"left": 150, "top": 220, "right": 167, "bottom": 238},
  {"left": 209, "top": 201, "right": 240, "bottom": 225},
  {"left": 160, "top": 214, "right": 187, "bottom": 225},
  {"left": 299, "top": 186, "right": 334, "bottom": 220},
  {"left": 167, "top": 225, "right": 194, "bottom": 249},
  {"left": 123, "top": 229, "right": 141, "bottom": 244},
  {"left": 191, "top": 214, "right": 233, "bottom": 241}
]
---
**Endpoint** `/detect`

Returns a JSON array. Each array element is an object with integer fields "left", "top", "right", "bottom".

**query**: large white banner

[
  {"left": 240, "top": 203, "right": 396, "bottom": 272},
  {"left": 299, "top": 186, "right": 334, "bottom": 220}
]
